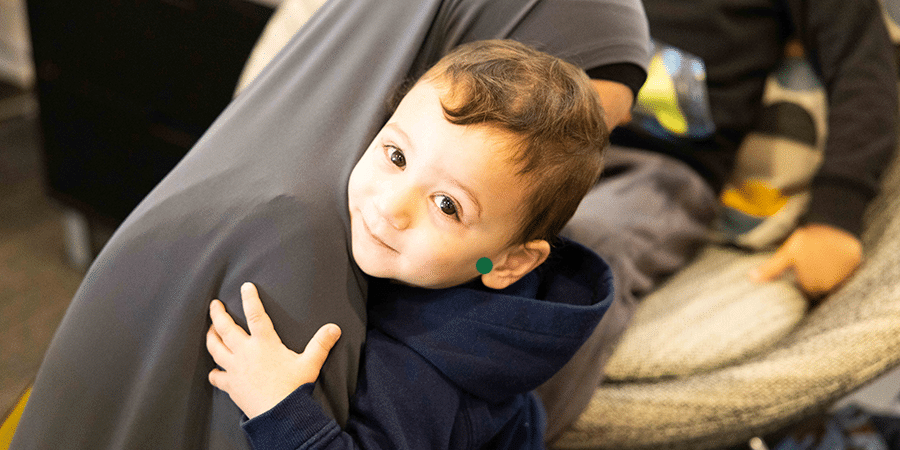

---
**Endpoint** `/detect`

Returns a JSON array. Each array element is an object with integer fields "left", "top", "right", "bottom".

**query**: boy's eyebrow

[
  {"left": 449, "top": 178, "right": 482, "bottom": 221},
  {"left": 385, "top": 123, "right": 414, "bottom": 152}
]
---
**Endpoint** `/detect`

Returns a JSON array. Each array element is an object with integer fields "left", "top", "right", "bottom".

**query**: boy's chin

[
  {"left": 351, "top": 249, "right": 409, "bottom": 283},
  {"left": 353, "top": 256, "right": 391, "bottom": 280},
  {"left": 353, "top": 255, "right": 478, "bottom": 290},
  {"left": 390, "top": 276, "right": 480, "bottom": 290}
]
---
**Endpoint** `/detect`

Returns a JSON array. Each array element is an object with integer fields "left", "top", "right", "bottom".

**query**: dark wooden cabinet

[{"left": 28, "top": 0, "right": 274, "bottom": 223}]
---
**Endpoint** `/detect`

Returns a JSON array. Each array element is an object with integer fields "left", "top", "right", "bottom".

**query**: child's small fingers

[
  {"left": 752, "top": 251, "right": 791, "bottom": 283},
  {"left": 208, "top": 368, "right": 229, "bottom": 391},
  {"left": 240, "top": 282, "right": 276, "bottom": 338},
  {"left": 209, "top": 299, "right": 246, "bottom": 349},
  {"left": 206, "top": 325, "right": 232, "bottom": 365},
  {"left": 303, "top": 324, "right": 341, "bottom": 369}
]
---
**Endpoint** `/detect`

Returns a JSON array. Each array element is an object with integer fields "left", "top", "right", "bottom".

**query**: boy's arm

[
  {"left": 208, "top": 283, "right": 468, "bottom": 450},
  {"left": 207, "top": 282, "right": 341, "bottom": 419}
]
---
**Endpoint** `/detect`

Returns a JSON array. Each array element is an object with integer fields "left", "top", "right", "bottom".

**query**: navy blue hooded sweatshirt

[{"left": 241, "top": 238, "right": 613, "bottom": 449}]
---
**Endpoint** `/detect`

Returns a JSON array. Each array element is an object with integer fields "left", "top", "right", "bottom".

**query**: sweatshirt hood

[{"left": 367, "top": 237, "right": 613, "bottom": 403}]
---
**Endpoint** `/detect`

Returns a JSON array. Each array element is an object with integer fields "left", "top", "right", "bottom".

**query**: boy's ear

[{"left": 481, "top": 240, "right": 551, "bottom": 290}]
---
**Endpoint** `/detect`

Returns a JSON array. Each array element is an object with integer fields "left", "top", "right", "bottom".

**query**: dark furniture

[{"left": 27, "top": 0, "right": 273, "bottom": 230}]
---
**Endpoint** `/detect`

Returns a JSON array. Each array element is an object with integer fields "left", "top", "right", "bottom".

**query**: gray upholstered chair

[{"left": 553, "top": 143, "right": 900, "bottom": 448}]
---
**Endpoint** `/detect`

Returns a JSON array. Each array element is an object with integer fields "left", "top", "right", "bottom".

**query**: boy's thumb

[{"left": 304, "top": 324, "right": 342, "bottom": 366}]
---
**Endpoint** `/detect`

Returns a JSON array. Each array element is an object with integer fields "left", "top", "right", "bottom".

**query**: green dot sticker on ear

[{"left": 476, "top": 257, "right": 493, "bottom": 274}]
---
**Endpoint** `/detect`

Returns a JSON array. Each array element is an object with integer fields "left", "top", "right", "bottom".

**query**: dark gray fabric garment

[
  {"left": 11, "top": 1, "right": 650, "bottom": 449},
  {"left": 536, "top": 146, "right": 718, "bottom": 442},
  {"left": 636, "top": 0, "right": 898, "bottom": 237}
]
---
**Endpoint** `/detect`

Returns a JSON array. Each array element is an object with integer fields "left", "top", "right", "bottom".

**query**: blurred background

[
  {"left": 0, "top": 0, "right": 278, "bottom": 425},
  {"left": 0, "top": 0, "right": 81, "bottom": 426}
]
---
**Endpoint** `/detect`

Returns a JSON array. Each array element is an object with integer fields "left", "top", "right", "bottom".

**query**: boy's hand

[
  {"left": 207, "top": 282, "right": 341, "bottom": 419},
  {"left": 750, "top": 224, "right": 863, "bottom": 299}
]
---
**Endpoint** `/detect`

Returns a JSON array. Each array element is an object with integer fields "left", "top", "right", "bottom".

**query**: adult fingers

[
  {"left": 241, "top": 282, "right": 276, "bottom": 338},
  {"left": 209, "top": 299, "right": 247, "bottom": 350},
  {"left": 302, "top": 324, "right": 342, "bottom": 370}
]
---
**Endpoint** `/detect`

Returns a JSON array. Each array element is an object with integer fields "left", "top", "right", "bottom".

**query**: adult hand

[
  {"left": 750, "top": 224, "right": 863, "bottom": 298},
  {"left": 207, "top": 282, "right": 341, "bottom": 419}
]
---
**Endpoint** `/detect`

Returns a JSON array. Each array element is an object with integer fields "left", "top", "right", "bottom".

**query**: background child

[{"left": 206, "top": 40, "right": 614, "bottom": 449}]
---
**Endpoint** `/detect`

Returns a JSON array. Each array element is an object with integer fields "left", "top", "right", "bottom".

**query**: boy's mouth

[{"left": 362, "top": 216, "right": 398, "bottom": 253}]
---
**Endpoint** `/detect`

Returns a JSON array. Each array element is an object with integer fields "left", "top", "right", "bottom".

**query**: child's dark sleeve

[
  {"left": 787, "top": 0, "right": 899, "bottom": 237},
  {"left": 241, "top": 333, "right": 470, "bottom": 450},
  {"left": 242, "top": 383, "right": 343, "bottom": 450}
]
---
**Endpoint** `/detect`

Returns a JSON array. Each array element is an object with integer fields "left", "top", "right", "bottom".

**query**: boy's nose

[{"left": 375, "top": 184, "right": 415, "bottom": 230}]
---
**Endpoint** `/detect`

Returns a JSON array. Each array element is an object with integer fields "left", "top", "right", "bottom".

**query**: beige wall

[{"left": 0, "top": 0, "right": 34, "bottom": 87}]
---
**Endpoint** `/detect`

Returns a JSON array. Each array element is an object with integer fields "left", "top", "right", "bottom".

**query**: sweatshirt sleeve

[
  {"left": 241, "top": 335, "right": 469, "bottom": 450},
  {"left": 787, "top": 0, "right": 899, "bottom": 237},
  {"left": 242, "top": 384, "right": 347, "bottom": 450}
]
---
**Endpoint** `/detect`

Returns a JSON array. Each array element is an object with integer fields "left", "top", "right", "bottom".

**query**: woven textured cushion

[
  {"left": 553, "top": 101, "right": 900, "bottom": 449},
  {"left": 603, "top": 247, "right": 809, "bottom": 381}
]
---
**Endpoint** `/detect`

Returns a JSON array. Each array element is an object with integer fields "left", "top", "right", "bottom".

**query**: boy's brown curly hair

[{"left": 420, "top": 39, "right": 608, "bottom": 245}]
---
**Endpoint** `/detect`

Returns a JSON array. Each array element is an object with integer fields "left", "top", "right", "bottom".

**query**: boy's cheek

[
  {"left": 347, "top": 153, "right": 379, "bottom": 199},
  {"left": 346, "top": 166, "right": 367, "bottom": 211}
]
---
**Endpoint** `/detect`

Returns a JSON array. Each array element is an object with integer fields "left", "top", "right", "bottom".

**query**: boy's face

[{"left": 347, "top": 80, "right": 531, "bottom": 289}]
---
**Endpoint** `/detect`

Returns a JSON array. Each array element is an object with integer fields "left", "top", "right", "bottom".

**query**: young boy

[{"left": 206, "top": 40, "right": 614, "bottom": 449}]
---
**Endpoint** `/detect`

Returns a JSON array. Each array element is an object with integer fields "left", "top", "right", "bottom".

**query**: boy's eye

[
  {"left": 387, "top": 146, "right": 406, "bottom": 168},
  {"left": 435, "top": 195, "right": 459, "bottom": 218}
]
